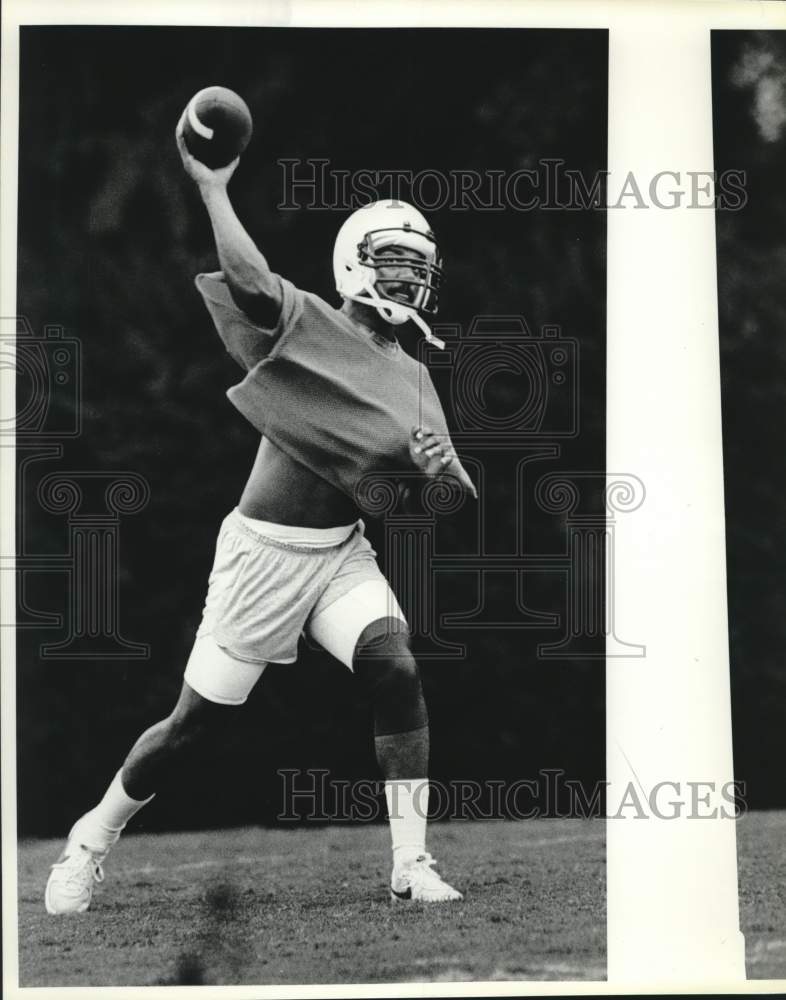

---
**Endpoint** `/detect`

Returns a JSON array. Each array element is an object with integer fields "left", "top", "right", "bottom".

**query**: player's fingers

[
  {"left": 175, "top": 126, "right": 193, "bottom": 166},
  {"left": 440, "top": 454, "right": 455, "bottom": 468},
  {"left": 414, "top": 434, "right": 441, "bottom": 454},
  {"left": 175, "top": 109, "right": 188, "bottom": 145},
  {"left": 424, "top": 444, "right": 445, "bottom": 458}
]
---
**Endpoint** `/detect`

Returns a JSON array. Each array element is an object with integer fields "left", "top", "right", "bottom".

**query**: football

[{"left": 181, "top": 86, "right": 253, "bottom": 168}]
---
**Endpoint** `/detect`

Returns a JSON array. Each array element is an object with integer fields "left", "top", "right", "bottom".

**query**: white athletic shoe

[
  {"left": 45, "top": 845, "right": 105, "bottom": 914},
  {"left": 45, "top": 816, "right": 113, "bottom": 915},
  {"left": 390, "top": 853, "right": 464, "bottom": 903}
]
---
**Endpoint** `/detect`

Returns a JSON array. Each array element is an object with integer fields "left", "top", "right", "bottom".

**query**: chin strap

[
  {"left": 409, "top": 311, "right": 445, "bottom": 350},
  {"left": 344, "top": 279, "right": 446, "bottom": 350}
]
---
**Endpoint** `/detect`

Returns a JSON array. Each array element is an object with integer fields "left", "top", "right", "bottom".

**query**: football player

[{"left": 45, "top": 114, "right": 476, "bottom": 914}]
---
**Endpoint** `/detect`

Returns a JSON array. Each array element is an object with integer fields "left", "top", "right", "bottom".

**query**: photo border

[{"left": 3, "top": 1, "right": 786, "bottom": 997}]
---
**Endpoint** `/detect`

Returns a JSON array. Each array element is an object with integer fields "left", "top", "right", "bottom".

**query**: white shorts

[{"left": 184, "top": 509, "right": 407, "bottom": 705}]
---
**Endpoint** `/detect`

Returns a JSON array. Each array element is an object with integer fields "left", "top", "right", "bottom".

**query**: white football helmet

[{"left": 332, "top": 200, "right": 445, "bottom": 348}]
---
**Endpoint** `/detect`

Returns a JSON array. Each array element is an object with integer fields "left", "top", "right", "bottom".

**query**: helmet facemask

[
  {"left": 334, "top": 202, "right": 446, "bottom": 348},
  {"left": 358, "top": 226, "right": 444, "bottom": 318}
]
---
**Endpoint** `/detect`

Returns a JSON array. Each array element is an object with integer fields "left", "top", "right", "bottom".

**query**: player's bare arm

[
  {"left": 175, "top": 111, "right": 282, "bottom": 328},
  {"left": 174, "top": 109, "right": 361, "bottom": 528}
]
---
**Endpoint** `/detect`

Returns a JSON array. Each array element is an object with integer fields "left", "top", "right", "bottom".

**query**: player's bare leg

[
  {"left": 121, "top": 681, "right": 240, "bottom": 798},
  {"left": 353, "top": 618, "right": 463, "bottom": 903},
  {"left": 45, "top": 680, "right": 239, "bottom": 914}
]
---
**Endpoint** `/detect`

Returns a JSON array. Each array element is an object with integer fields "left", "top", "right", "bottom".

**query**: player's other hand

[
  {"left": 408, "top": 427, "right": 456, "bottom": 477},
  {"left": 409, "top": 427, "right": 478, "bottom": 499},
  {"left": 175, "top": 110, "right": 239, "bottom": 191}
]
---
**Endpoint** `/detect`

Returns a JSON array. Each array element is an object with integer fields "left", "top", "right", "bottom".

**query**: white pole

[{"left": 606, "top": 14, "right": 746, "bottom": 985}]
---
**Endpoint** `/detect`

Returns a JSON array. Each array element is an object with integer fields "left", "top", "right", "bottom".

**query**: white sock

[
  {"left": 385, "top": 779, "right": 428, "bottom": 867},
  {"left": 73, "top": 770, "right": 154, "bottom": 853}
]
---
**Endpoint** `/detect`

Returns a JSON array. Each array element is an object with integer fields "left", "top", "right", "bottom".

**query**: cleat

[
  {"left": 389, "top": 853, "right": 463, "bottom": 903},
  {"left": 45, "top": 816, "right": 113, "bottom": 915},
  {"left": 45, "top": 845, "right": 105, "bottom": 914}
]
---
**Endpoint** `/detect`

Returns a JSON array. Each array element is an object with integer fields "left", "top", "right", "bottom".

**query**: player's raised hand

[
  {"left": 175, "top": 110, "right": 239, "bottom": 190},
  {"left": 409, "top": 427, "right": 477, "bottom": 499}
]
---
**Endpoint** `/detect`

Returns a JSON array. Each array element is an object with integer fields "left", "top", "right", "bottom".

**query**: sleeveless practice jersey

[{"left": 195, "top": 271, "right": 475, "bottom": 503}]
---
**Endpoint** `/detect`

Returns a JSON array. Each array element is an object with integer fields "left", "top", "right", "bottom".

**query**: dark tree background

[
  {"left": 16, "top": 28, "right": 607, "bottom": 834},
  {"left": 713, "top": 31, "right": 786, "bottom": 810}
]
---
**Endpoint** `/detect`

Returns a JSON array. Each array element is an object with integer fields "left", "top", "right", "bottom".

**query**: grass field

[
  {"left": 18, "top": 811, "right": 785, "bottom": 987},
  {"left": 737, "top": 810, "right": 786, "bottom": 980},
  {"left": 18, "top": 818, "right": 606, "bottom": 986}
]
